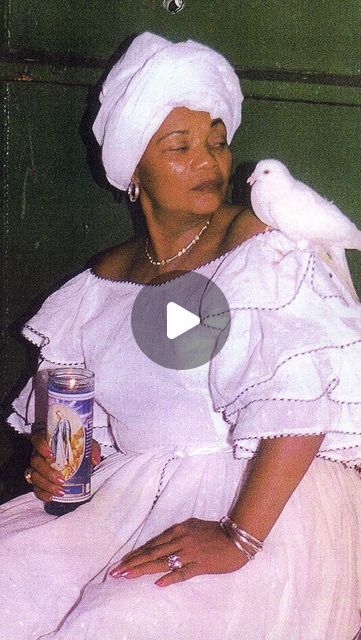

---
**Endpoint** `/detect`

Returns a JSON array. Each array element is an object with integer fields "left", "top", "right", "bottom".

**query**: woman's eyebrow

[
  {"left": 157, "top": 129, "right": 188, "bottom": 143},
  {"left": 157, "top": 119, "right": 225, "bottom": 144}
]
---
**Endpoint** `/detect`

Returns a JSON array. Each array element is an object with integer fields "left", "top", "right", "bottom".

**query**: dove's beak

[{"left": 247, "top": 173, "right": 257, "bottom": 186}]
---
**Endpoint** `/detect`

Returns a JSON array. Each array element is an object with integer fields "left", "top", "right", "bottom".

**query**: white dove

[{"left": 247, "top": 159, "right": 361, "bottom": 301}]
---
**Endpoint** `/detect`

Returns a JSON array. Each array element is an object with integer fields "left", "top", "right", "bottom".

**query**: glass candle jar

[{"left": 45, "top": 368, "right": 94, "bottom": 516}]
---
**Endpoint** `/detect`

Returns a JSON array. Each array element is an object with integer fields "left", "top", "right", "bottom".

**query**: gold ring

[{"left": 24, "top": 467, "right": 33, "bottom": 485}]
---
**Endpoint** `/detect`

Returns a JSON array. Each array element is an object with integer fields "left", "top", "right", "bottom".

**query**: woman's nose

[{"left": 191, "top": 144, "right": 219, "bottom": 170}]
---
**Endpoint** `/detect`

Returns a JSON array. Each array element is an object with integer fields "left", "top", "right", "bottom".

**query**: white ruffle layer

[
  {"left": 6, "top": 230, "right": 361, "bottom": 466},
  {"left": 207, "top": 234, "right": 361, "bottom": 465},
  {"left": 8, "top": 286, "right": 118, "bottom": 458}
]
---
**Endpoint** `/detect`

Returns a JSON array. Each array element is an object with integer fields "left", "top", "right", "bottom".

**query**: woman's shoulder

[
  {"left": 92, "top": 237, "right": 140, "bottom": 282},
  {"left": 221, "top": 205, "right": 268, "bottom": 252}
]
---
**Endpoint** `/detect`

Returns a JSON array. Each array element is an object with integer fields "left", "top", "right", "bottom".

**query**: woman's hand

[
  {"left": 28, "top": 435, "right": 102, "bottom": 502},
  {"left": 110, "top": 517, "right": 248, "bottom": 587},
  {"left": 91, "top": 439, "right": 102, "bottom": 467},
  {"left": 29, "top": 434, "right": 64, "bottom": 502}
]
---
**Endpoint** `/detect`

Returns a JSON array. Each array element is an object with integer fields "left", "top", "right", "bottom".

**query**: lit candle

[{"left": 45, "top": 367, "right": 95, "bottom": 516}]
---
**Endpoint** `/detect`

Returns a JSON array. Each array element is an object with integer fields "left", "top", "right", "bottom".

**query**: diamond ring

[
  {"left": 24, "top": 467, "right": 33, "bottom": 485},
  {"left": 167, "top": 553, "right": 183, "bottom": 570}
]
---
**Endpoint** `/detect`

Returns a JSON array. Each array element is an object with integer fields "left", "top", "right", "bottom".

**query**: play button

[
  {"left": 131, "top": 270, "right": 231, "bottom": 370},
  {"left": 167, "top": 302, "right": 200, "bottom": 339}
]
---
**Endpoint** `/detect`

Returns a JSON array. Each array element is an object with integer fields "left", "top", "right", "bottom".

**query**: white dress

[{"left": 1, "top": 229, "right": 361, "bottom": 640}]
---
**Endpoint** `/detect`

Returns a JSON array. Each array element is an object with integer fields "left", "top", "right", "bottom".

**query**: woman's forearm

[{"left": 229, "top": 433, "right": 325, "bottom": 542}]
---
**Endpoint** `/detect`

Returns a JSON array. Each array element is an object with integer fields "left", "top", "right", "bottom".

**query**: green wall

[{"left": 1, "top": 1, "right": 360, "bottom": 498}]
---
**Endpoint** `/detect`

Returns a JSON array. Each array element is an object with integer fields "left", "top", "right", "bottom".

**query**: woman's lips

[{"left": 191, "top": 179, "right": 223, "bottom": 192}]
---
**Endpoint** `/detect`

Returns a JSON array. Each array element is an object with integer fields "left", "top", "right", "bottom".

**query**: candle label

[{"left": 47, "top": 389, "right": 93, "bottom": 503}]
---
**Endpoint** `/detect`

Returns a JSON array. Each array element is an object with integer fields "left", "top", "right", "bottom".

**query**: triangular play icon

[{"left": 166, "top": 302, "right": 200, "bottom": 339}]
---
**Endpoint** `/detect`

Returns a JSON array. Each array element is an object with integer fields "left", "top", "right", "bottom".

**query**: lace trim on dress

[
  {"left": 223, "top": 383, "right": 361, "bottom": 467},
  {"left": 148, "top": 456, "right": 179, "bottom": 514},
  {"left": 6, "top": 409, "right": 33, "bottom": 436},
  {"left": 22, "top": 324, "right": 85, "bottom": 367},
  {"left": 93, "top": 426, "right": 118, "bottom": 458},
  {"left": 218, "top": 343, "right": 361, "bottom": 414},
  {"left": 202, "top": 251, "right": 350, "bottom": 332},
  {"left": 23, "top": 324, "right": 50, "bottom": 347},
  {"left": 88, "top": 228, "right": 276, "bottom": 289},
  {"left": 233, "top": 435, "right": 361, "bottom": 467},
  {"left": 209, "top": 246, "right": 361, "bottom": 467},
  {"left": 230, "top": 252, "right": 348, "bottom": 313}
]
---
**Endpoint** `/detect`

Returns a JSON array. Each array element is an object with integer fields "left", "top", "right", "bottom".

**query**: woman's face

[{"left": 133, "top": 107, "right": 232, "bottom": 218}]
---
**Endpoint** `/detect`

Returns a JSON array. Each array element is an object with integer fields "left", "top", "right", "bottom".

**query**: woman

[{"left": 1, "top": 32, "right": 361, "bottom": 640}]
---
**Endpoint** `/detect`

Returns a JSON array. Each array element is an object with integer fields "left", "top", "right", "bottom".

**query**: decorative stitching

[
  {"left": 23, "top": 325, "right": 85, "bottom": 366},
  {"left": 223, "top": 379, "right": 361, "bottom": 417},
  {"left": 88, "top": 228, "right": 276, "bottom": 289},
  {"left": 208, "top": 252, "right": 313, "bottom": 324},
  {"left": 233, "top": 432, "right": 361, "bottom": 449},
  {"left": 148, "top": 456, "right": 178, "bottom": 514},
  {"left": 203, "top": 250, "right": 354, "bottom": 331},
  {"left": 23, "top": 324, "right": 50, "bottom": 346},
  {"left": 42, "top": 358, "right": 85, "bottom": 366},
  {"left": 200, "top": 249, "right": 313, "bottom": 329},
  {"left": 233, "top": 435, "right": 361, "bottom": 467},
  {"left": 309, "top": 255, "right": 350, "bottom": 303},
  {"left": 216, "top": 338, "right": 361, "bottom": 412},
  {"left": 225, "top": 378, "right": 336, "bottom": 415},
  {"left": 92, "top": 427, "right": 117, "bottom": 450},
  {"left": 210, "top": 249, "right": 360, "bottom": 412},
  {"left": 6, "top": 408, "right": 32, "bottom": 434}
]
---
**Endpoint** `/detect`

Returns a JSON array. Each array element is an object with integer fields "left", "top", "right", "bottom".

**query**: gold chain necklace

[{"left": 144, "top": 219, "right": 211, "bottom": 267}]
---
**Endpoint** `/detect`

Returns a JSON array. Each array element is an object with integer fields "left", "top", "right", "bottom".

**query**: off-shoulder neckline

[{"left": 89, "top": 228, "right": 276, "bottom": 289}]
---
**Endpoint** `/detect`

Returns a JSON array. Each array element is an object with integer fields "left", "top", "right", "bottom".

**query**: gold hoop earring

[{"left": 127, "top": 181, "right": 140, "bottom": 203}]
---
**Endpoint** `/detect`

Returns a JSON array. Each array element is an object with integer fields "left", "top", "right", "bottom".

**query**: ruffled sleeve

[
  {"left": 209, "top": 230, "right": 361, "bottom": 467},
  {"left": 7, "top": 270, "right": 117, "bottom": 458}
]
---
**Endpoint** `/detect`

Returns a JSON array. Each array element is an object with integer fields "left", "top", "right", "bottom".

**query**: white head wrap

[{"left": 92, "top": 32, "right": 244, "bottom": 191}]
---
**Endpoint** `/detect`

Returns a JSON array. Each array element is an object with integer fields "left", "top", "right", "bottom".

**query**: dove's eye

[{"left": 263, "top": 170, "right": 270, "bottom": 174}]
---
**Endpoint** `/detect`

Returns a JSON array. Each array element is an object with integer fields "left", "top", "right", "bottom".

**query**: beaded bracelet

[{"left": 220, "top": 516, "right": 264, "bottom": 561}]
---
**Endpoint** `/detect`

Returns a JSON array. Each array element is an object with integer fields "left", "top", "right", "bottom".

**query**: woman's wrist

[
  {"left": 219, "top": 516, "right": 264, "bottom": 561},
  {"left": 225, "top": 434, "right": 325, "bottom": 548}
]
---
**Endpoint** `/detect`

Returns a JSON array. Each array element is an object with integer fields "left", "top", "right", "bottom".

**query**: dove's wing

[
  {"left": 251, "top": 169, "right": 361, "bottom": 250},
  {"left": 316, "top": 246, "right": 359, "bottom": 301},
  {"left": 283, "top": 180, "right": 361, "bottom": 249},
  {"left": 250, "top": 187, "right": 279, "bottom": 227}
]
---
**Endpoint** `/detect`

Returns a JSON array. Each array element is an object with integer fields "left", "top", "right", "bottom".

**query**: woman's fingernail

[
  {"left": 54, "top": 489, "right": 65, "bottom": 497},
  {"left": 155, "top": 578, "right": 166, "bottom": 587},
  {"left": 110, "top": 570, "right": 119, "bottom": 578},
  {"left": 56, "top": 476, "right": 65, "bottom": 484},
  {"left": 110, "top": 569, "right": 130, "bottom": 578}
]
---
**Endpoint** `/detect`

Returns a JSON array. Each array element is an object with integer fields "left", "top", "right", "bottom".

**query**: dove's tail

[{"left": 319, "top": 247, "right": 359, "bottom": 302}]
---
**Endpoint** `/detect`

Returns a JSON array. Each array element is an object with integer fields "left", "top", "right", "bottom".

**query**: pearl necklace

[{"left": 144, "top": 219, "right": 211, "bottom": 266}]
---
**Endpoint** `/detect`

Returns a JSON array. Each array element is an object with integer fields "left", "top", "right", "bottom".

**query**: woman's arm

[
  {"left": 229, "top": 433, "right": 325, "bottom": 542},
  {"left": 111, "top": 433, "right": 325, "bottom": 586}
]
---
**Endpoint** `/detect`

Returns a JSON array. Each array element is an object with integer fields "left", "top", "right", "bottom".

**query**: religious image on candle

[{"left": 47, "top": 404, "right": 85, "bottom": 480}]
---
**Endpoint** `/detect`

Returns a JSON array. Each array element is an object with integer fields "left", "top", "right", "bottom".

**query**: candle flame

[{"left": 69, "top": 377, "right": 76, "bottom": 389}]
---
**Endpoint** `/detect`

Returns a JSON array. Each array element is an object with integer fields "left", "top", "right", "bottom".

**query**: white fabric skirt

[{"left": 0, "top": 449, "right": 360, "bottom": 640}]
